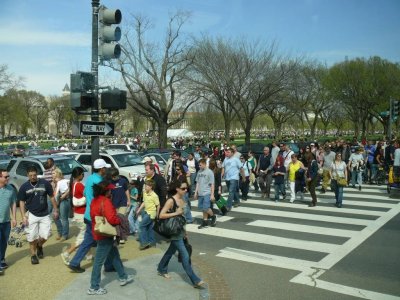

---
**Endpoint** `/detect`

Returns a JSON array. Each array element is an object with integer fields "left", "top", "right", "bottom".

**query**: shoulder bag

[
  {"left": 153, "top": 197, "right": 186, "bottom": 238},
  {"left": 334, "top": 162, "right": 347, "bottom": 187},
  {"left": 94, "top": 198, "right": 117, "bottom": 237},
  {"left": 72, "top": 182, "right": 86, "bottom": 207}
]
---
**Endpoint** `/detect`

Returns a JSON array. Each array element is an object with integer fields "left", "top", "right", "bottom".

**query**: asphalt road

[{"left": 187, "top": 184, "right": 400, "bottom": 300}]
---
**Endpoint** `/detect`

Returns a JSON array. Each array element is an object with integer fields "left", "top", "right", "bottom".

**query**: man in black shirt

[
  {"left": 145, "top": 164, "right": 167, "bottom": 208},
  {"left": 256, "top": 147, "right": 273, "bottom": 198},
  {"left": 19, "top": 166, "right": 58, "bottom": 265}
]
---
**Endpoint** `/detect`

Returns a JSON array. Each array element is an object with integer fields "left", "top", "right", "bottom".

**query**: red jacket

[{"left": 90, "top": 195, "right": 121, "bottom": 241}]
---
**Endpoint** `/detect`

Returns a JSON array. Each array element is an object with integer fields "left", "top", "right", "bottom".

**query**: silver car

[
  {"left": 7, "top": 155, "right": 89, "bottom": 192},
  {"left": 75, "top": 151, "right": 145, "bottom": 182}
]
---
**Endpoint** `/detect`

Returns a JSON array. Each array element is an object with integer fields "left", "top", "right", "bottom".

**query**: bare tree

[
  {"left": 291, "top": 62, "right": 330, "bottom": 139},
  {"left": 48, "top": 95, "right": 75, "bottom": 134},
  {"left": 0, "top": 64, "right": 24, "bottom": 92},
  {"left": 110, "top": 11, "right": 198, "bottom": 148}
]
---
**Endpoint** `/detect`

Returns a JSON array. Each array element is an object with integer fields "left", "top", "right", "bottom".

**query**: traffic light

[
  {"left": 392, "top": 100, "right": 399, "bottom": 116},
  {"left": 70, "top": 72, "right": 96, "bottom": 110},
  {"left": 101, "top": 89, "right": 127, "bottom": 111},
  {"left": 99, "top": 6, "right": 122, "bottom": 61}
]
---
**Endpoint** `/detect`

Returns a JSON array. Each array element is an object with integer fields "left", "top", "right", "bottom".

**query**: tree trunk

[
  {"left": 244, "top": 122, "right": 251, "bottom": 146},
  {"left": 224, "top": 118, "right": 231, "bottom": 143},
  {"left": 157, "top": 118, "right": 168, "bottom": 149}
]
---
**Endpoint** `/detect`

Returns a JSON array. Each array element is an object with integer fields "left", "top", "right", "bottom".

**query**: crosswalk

[{"left": 187, "top": 184, "right": 400, "bottom": 299}]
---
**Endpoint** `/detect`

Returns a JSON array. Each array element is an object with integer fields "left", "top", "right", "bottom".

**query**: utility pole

[{"left": 91, "top": 0, "right": 100, "bottom": 165}]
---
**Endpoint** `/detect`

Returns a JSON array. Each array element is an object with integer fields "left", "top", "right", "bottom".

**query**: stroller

[{"left": 8, "top": 224, "right": 26, "bottom": 248}]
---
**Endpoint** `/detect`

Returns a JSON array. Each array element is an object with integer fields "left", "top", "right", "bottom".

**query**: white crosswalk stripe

[{"left": 187, "top": 183, "right": 400, "bottom": 298}]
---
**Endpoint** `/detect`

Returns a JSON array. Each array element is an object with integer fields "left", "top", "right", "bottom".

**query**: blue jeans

[
  {"left": 184, "top": 193, "right": 193, "bottom": 223},
  {"left": 351, "top": 170, "right": 363, "bottom": 186},
  {"left": 0, "top": 222, "right": 11, "bottom": 262},
  {"left": 48, "top": 199, "right": 62, "bottom": 236},
  {"left": 198, "top": 195, "right": 211, "bottom": 212},
  {"left": 69, "top": 220, "right": 96, "bottom": 268},
  {"left": 274, "top": 183, "right": 286, "bottom": 201},
  {"left": 90, "top": 238, "right": 127, "bottom": 290},
  {"left": 128, "top": 203, "right": 140, "bottom": 234},
  {"left": 190, "top": 173, "right": 197, "bottom": 196},
  {"left": 333, "top": 182, "right": 344, "bottom": 204},
  {"left": 139, "top": 212, "right": 155, "bottom": 246},
  {"left": 226, "top": 180, "right": 240, "bottom": 209},
  {"left": 58, "top": 199, "right": 70, "bottom": 238},
  {"left": 157, "top": 238, "right": 201, "bottom": 285},
  {"left": 371, "top": 164, "right": 378, "bottom": 181}
]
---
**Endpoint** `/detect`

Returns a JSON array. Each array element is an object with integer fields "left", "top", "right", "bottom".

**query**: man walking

[
  {"left": 321, "top": 146, "right": 336, "bottom": 193},
  {"left": 194, "top": 159, "right": 216, "bottom": 229},
  {"left": 144, "top": 164, "right": 167, "bottom": 208},
  {"left": 0, "top": 169, "right": 17, "bottom": 273},
  {"left": 222, "top": 147, "right": 245, "bottom": 210},
  {"left": 256, "top": 147, "right": 273, "bottom": 198},
  {"left": 19, "top": 166, "right": 58, "bottom": 264},
  {"left": 67, "top": 159, "right": 110, "bottom": 273}
]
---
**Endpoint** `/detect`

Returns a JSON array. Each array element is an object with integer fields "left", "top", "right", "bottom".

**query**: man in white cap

[{"left": 67, "top": 158, "right": 110, "bottom": 273}]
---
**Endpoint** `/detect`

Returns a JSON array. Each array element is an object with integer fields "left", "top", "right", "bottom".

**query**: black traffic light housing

[
  {"left": 99, "top": 6, "right": 122, "bottom": 61},
  {"left": 70, "top": 72, "right": 96, "bottom": 111},
  {"left": 101, "top": 89, "right": 127, "bottom": 111}
]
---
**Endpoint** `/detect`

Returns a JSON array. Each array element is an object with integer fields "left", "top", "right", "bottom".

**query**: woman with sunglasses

[
  {"left": 172, "top": 162, "right": 193, "bottom": 223},
  {"left": 157, "top": 180, "right": 205, "bottom": 288}
]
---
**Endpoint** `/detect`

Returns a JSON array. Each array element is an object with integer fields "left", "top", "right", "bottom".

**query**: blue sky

[{"left": 0, "top": 0, "right": 399, "bottom": 96}]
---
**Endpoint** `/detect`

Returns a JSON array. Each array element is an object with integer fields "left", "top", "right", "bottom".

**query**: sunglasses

[
  {"left": 176, "top": 168, "right": 181, "bottom": 171},
  {"left": 1, "top": 176, "right": 10, "bottom": 178},
  {"left": 179, "top": 187, "right": 188, "bottom": 190}
]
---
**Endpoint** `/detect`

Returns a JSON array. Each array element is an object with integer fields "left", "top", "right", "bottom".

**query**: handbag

[
  {"left": 333, "top": 163, "right": 347, "bottom": 187},
  {"left": 94, "top": 199, "right": 117, "bottom": 237},
  {"left": 335, "top": 176, "right": 347, "bottom": 187},
  {"left": 153, "top": 197, "right": 186, "bottom": 238},
  {"left": 72, "top": 182, "right": 86, "bottom": 207}
]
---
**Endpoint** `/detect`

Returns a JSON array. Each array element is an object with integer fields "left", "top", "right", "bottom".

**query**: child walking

[{"left": 136, "top": 180, "right": 160, "bottom": 250}]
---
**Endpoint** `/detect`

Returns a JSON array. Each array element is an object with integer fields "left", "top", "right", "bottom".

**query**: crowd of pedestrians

[{"left": 0, "top": 136, "right": 397, "bottom": 294}]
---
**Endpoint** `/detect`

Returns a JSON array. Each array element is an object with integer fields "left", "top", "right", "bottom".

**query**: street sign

[
  {"left": 380, "top": 111, "right": 389, "bottom": 117},
  {"left": 73, "top": 121, "right": 115, "bottom": 136}
]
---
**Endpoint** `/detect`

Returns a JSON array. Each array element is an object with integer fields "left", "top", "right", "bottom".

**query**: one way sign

[{"left": 74, "top": 121, "right": 115, "bottom": 136}]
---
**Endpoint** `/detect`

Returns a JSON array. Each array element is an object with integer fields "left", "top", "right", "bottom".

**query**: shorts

[
  {"left": 198, "top": 195, "right": 211, "bottom": 212},
  {"left": 27, "top": 213, "right": 51, "bottom": 242}
]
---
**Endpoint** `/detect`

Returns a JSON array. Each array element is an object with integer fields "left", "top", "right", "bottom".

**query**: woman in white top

[
  {"left": 53, "top": 168, "right": 71, "bottom": 241},
  {"left": 186, "top": 153, "right": 197, "bottom": 197},
  {"left": 330, "top": 153, "right": 348, "bottom": 208}
]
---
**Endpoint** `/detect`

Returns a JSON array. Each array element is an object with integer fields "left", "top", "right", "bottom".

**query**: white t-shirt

[{"left": 56, "top": 179, "right": 69, "bottom": 194}]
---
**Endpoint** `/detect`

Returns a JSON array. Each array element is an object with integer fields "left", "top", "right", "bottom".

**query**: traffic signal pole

[{"left": 91, "top": 0, "right": 100, "bottom": 165}]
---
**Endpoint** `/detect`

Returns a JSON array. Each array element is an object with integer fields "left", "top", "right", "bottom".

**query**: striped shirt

[
  {"left": 43, "top": 166, "right": 55, "bottom": 184},
  {"left": 0, "top": 185, "right": 17, "bottom": 223}
]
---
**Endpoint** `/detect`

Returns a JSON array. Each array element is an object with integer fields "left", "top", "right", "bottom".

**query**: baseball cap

[
  {"left": 141, "top": 156, "right": 152, "bottom": 163},
  {"left": 93, "top": 159, "right": 111, "bottom": 169}
]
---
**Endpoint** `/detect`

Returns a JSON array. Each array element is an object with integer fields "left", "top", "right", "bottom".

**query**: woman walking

[
  {"left": 305, "top": 153, "right": 319, "bottom": 207},
  {"left": 61, "top": 167, "right": 89, "bottom": 264},
  {"left": 287, "top": 154, "right": 305, "bottom": 203},
  {"left": 157, "top": 180, "right": 205, "bottom": 288},
  {"left": 53, "top": 168, "right": 71, "bottom": 241},
  {"left": 330, "top": 153, "right": 348, "bottom": 208},
  {"left": 88, "top": 181, "right": 133, "bottom": 295}
]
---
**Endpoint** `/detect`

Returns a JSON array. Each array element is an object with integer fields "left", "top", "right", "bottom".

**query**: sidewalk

[
  {"left": 0, "top": 226, "right": 207, "bottom": 300},
  {"left": 56, "top": 253, "right": 202, "bottom": 300}
]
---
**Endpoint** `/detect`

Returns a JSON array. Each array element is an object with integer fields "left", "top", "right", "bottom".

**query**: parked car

[
  {"left": 103, "top": 144, "right": 138, "bottom": 153},
  {"left": 5, "top": 144, "right": 26, "bottom": 156},
  {"left": 140, "top": 148, "right": 189, "bottom": 158},
  {"left": 74, "top": 151, "right": 145, "bottom": 182},
  {"left": 7, "top": 155, "right": 89, "bottom": 192},
  {"left": 141, "top": 152, "right": 170, "bottom": 166},
  {"left": 236, "top": 143, "right": 267, "bottom": 160},
  {"left": 0, "top": 152, "right": 11, "bottom": 170},
  {"left": 24, "top": 148, "right": 45, "bottom": 157}
]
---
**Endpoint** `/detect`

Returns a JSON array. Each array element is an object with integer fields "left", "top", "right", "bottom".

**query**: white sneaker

[
  {"left": 87, "top": 288, "right": 107, "bottom": 295},
  {"left": 119, "top": 275, "right": 134, "bottom": 286},
  {"left": 61, "top": 252, "right": 70, "bottom": 266}
]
